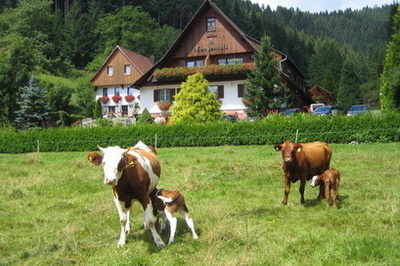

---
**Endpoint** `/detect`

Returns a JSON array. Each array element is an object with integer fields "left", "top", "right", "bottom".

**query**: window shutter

[
  {"left": 238, "top": 84, "right": 245, "bottom": 98},
  {"left": 154, "top": 90, "right": 160, "bottom": 102},
  {"left": 217, "top": 85, "right": 224, "bottom": 99}
]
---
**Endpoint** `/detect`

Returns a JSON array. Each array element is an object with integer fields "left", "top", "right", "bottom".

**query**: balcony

[{"left": 153, "top": 63, "right": 256, "bottom": 82}]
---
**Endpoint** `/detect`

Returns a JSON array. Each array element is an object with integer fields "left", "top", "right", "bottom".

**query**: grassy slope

[{"left": 0, "top": 143, "right": 399, "bottom": 265}]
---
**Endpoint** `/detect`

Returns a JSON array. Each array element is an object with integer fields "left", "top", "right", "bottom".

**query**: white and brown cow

[
  {"left": 87, "top": 141, "right": 165, "bottom": 248},
  {"left": 151, "top": 189, "right": 199, "bottom": 245},
  {"left": 311, "top": 168, "right": 341, "bottom": 207}
]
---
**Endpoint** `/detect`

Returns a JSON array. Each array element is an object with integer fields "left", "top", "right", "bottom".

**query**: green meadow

[{"left": 1, "top": 143, "right": 399, "bottom": 265}]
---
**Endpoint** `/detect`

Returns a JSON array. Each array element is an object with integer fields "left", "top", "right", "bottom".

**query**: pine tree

[
  {"left": 14, "top": 76, "right": 49, "bottom": 130},
  {"left": 171, "top": 73, "right": 222, "bottom": 124},
  {"left": 93, "top": 98, "right": 102, "bottom": 119},
  {"left": 243, "top": 36, "right": 284, "bottom": 117},
  {"left": 337, "top": 56, "right": 362, "bottom": 111},
  {"left": 136, "top": 108, "right": 154, "bottom": 125},
  {"left": 307, "top": 38, "right": 343, "bottom": 96},
  {"left": 380, "top": 5, "right": 400, "bottom": 111}
]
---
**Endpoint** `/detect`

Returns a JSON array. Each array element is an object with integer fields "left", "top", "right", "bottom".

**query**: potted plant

[
  {"left": 112, "top": 95, "right": 122, "bottom": 102},
  {"left": 125, "top": 95, "right": 135, "bottom": 102},
  {"left": 101, "top": 96, "right": 110, "bottom": 103},
  {"left": 157, "top": 101, "right": 172, "bottom": 111}
]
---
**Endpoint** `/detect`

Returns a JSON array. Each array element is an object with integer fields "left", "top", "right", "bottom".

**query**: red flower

[
  {"left": 101, "top": 96, "right": 110, "bottom": 103},
  {"left": 125, "top": 95, "right": 135, "bottom": 102},
  {"left": 112, "top": 95, "right": 122, "bottom": 102}
]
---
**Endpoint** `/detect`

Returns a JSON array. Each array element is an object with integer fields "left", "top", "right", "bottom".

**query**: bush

[{"left": 0, "top": 112, "right": 399, "bottom": 153}]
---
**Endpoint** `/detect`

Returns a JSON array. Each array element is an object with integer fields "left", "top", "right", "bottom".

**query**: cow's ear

[
  {"left": 274, "top": 144, "right": 282, "bottom": 151},
  {"left": 295, "top": 144, "right": 303, "bottom": 152},
  {"left": 87, "top": 152, "right": 103, "bottom": 165},
  {"left": 122, "top": 153, "right": 136, "bottom": 168}
]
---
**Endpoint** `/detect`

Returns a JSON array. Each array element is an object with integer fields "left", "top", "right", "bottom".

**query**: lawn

[{"left": 0, "top": 143, "right": 399, "bottom": 265}]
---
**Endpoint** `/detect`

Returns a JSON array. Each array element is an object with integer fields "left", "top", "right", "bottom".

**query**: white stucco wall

[{"left": 140, "top": 80, "right": 249, "bottom": 117}]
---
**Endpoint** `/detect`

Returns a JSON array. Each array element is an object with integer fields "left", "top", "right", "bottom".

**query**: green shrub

[{"left": 0, "top": 112, "right": 399, "bottom": 153}]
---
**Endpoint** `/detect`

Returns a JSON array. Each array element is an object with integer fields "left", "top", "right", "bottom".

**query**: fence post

[
  {"left": 37, "top": 139, "right": 40, "bottom": 153},
  {"left": 295, "top": 129, "right": 299, "bottom": 143},
  {"left": 155, "top": 134, "right": 158, "bottom": 149}
]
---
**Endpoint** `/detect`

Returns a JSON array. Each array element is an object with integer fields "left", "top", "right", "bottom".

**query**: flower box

[
  {"left": 153, "top": 63, "right": 256, "bottom": 81},
  {"left": 125, "top": 95, "right": 135, "bottom": 102},
  {"left": 157, "top": 101, "right": 172, "bottom": 111},
  {"left": 112, "top": 95, "right": 122, "bottom": 102},
  {"left": 101, "top": 96, "right": 110, "bottom": 103}
]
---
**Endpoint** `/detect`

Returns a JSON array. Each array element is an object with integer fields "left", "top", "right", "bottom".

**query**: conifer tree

[
  {"left": 337, "top": 56, "right": 362, "bottom": 110},
  {"left": 14, "top": 76, "right": 49, "bottom": 129},
  {"left": 243, "top": 36, "right": 284, "bottom": 117},
  {"left": 380, "top": 5, "right": 400, "bottom": 111},
  {"left": 93, "top": 98, "right": 102, "bottom": 119},
  {"left": 171, "top": 73, "right": 222, "bottom": 124},
  {"left": 136, "top": 108, "right": 154, "bottom": 125}
]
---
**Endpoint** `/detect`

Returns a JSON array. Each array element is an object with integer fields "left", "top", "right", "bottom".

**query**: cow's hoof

[{"left": 156, "top": 241, "right": 166, "bottom": 248}]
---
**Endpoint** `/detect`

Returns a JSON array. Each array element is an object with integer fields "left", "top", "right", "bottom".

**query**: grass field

[{"left": 1, "top": 143, "right": 399, "bottom": 265}]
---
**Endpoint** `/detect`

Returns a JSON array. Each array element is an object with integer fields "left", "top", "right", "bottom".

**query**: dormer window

[
  {"left": 106, "top": 66, "right": 114, "bottom": 76},
  {"left": 207, "top": 17, "right": 216, "bottom": 32},
  {"left": 124, "top": 64, "right": 131, "bottom": 75}
]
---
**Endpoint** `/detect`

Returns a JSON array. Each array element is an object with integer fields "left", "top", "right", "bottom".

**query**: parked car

[
  {"left": 309, "top": 103, "right": 325, "bottom": 112},
  {"left": 347, "top": 105, "right": 370, "bottom": 116},
  {"left": 312, "top": 105, "right": 341, "bottom": 116},
  {"left": 281, "top": 108, "right": 303, "bottom": 117},
  {"left": 221, "top": 115, "right": 239, "bottom": 122}
]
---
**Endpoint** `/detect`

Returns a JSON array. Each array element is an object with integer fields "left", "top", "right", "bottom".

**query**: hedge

[{"left": 0, "top": 112, "right": 399, "bottom": 153}]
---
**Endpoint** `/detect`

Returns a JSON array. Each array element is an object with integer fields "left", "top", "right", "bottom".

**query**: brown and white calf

[
  {"left": 87, "top": 141, "right": 165, "bottom": 247},
  {"left": 311, "top": 168, "right": 341, "bottom": 207},
  {"left": 151, "top": 189, "right": 198, "bottom": 245}
]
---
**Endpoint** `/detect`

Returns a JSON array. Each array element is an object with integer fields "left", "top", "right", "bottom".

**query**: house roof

[
  {"left": 91, "top": 45, "right": 153, "bottom": 83},
  {"left": 308, "top": 86, "right": 334, "bottom": 95},
  {"left": 132, "top": 0, "right": 270, "bottom": 87},
  {"left": 133, "top": 0, "right": 307, "bottom": 88}
]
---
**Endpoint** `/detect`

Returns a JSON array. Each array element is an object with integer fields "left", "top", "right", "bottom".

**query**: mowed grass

[{"left": 0, "top": 143, "right": 399, "bottom": 265}]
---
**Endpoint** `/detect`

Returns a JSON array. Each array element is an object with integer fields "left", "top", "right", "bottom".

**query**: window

[
  {"left": 207, "top": 17, "right": 216, "bottom": 32},
  {"left": 114, "top": 88, "right": 120, "bottom": 96},
  {"left": 124, "top": 64, "right": 131, "bottom": 75},
  {"left": 209, "top": 85, "right": 224, "bottom": 99},
  {"left": 218, "top": 58, "right": 243, "bottom": 65},
  {"left": 106, "top": 66, "right": 114, "bottom": 76},
  {"left": 238, "top": 84, "right": 245, "bottom": 98},
  {"left": 153, "top": 89, "right": 177, "bottom": 102},
  {"left": 186, "top": 60, "right": 204, "bottom": 67},
  {"left": 103, "top": 88, "right": 108, "bottom": 96}
]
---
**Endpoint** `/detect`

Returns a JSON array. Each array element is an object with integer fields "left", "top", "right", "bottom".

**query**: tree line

[{"left": 0, "top": 0, "right": 398, "bottom": 128}]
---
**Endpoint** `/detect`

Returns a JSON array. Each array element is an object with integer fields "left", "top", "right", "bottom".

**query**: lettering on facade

[{"left": 193, "top": 44, "right": 228, "bottom": 54}]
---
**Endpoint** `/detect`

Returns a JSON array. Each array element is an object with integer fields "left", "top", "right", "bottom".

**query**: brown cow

[
  {"left": 151, "top": 189, "right": 199, "bottom": 245},
  {"left": 274, "top": 140, "right": 332, "bottom": 205},
  {"left": 87, "top": 141, "right": 165, "bottom": 247},
  {"left": 311, "top": 169, "right": 340, "bottom": 207}
]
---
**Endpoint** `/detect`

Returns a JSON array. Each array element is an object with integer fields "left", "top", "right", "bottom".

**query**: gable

[
  {"left": 168, "top": 8, "right": 255, "bottom": 62},
  {"left": 91, "top": 46, "right": 153, "bottom": 87}
]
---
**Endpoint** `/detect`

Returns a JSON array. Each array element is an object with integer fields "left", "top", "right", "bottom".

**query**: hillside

[{"left": 0, "top": 0, "right": 396, "bottom": 124}]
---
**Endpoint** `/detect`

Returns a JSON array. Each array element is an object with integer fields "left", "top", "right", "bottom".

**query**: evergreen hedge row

[{"left": 1, "top": 112, "right": 399, "bottom": 153}]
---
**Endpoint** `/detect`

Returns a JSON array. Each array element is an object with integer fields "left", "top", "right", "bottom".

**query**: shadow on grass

[
  {"left": 126, "top": 218, "right": 199, "bottom": 252},
  {"left": 304, "top": 194, "right": 349, "bottom": 208}
]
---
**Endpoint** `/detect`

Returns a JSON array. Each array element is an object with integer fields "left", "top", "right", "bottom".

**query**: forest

[{"left": 0, "top": 0, "right": 397, "bottom": 125}]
